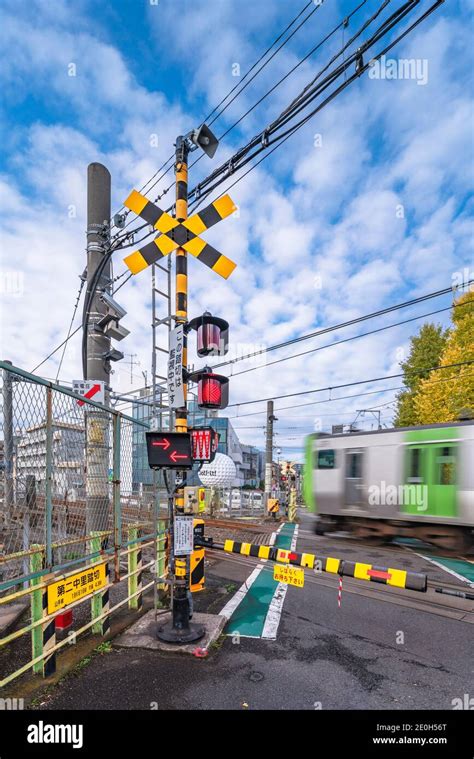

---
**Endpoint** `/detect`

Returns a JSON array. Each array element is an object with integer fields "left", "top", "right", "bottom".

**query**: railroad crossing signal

[
  {"left": 122, "top": 189, "right": 237, "bottom": 279},
  {"left": 146, "top": 432, "right": 193, "bottom": 469}
]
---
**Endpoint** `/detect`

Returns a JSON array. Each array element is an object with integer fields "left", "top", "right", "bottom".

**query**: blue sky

[{"left": 1, "top": 0, "right": 473, "bottom": 458}]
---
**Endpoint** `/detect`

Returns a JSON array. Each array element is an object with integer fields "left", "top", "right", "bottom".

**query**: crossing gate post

[
  {"left": 90, "top": 532, "right": 110, "bottom": 635},
  {"left": 30, "top": 545, "right": 56, "bottom": 677},
  {"left": 128, "top": 526, "right": 143, "bottom": 611},
  {"left": 288, "top": 488, "right": 297, "bottom": 523},
  {"left": 156, "top": 135, "right": 205, "bottom": 644}
]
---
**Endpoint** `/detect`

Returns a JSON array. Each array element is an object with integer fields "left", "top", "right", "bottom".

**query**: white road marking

[
  {"left": 219, "top": 564, "right": 265, "bottom": 620},
  {"left": 403, "top": 546, "right": 474, "bottom": 587},
  {"left": 261, "top": 524, "right": 299, "bottom": 640}
]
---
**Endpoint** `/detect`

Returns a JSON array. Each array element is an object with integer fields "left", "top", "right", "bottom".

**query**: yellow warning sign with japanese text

[
  {"left": 273, "top": 563, "right": 304, "bottom": 588},
  {"left": 47, "top": 563, "right": 107, "bottom": 614}
]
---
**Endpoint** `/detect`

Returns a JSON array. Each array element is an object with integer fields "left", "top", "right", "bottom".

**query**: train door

[
  {"left": 403, "top": 444, "right": 457, "bottom": 517},
  {"left": 429, "top": 444, "right": 457, "bottom": 517},
  {"left": 344, "top": 448, "right": 365, "bottom": 508}
]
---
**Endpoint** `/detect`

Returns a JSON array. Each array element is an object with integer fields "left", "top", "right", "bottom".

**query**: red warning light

[{"left": 190, "top": 369, "right": 229, "bottom": 410}]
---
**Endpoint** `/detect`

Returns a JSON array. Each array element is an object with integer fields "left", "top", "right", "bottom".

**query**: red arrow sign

[
  {"left": 170, "top": 451, "right": 189, "bottom": 463},
  {"left": 151, "top": 438, "right": 170, "bottom": 450},
  {"left": 77, "top": 383, "right": 101, "bottom": 407}
]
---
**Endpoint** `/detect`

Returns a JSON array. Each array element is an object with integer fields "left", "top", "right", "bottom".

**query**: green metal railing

[{"left": 0, "top": 361, "right": 170, "bottom": 685}]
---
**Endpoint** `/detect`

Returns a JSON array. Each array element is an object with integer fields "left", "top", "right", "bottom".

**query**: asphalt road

[{"left": 29, "top": 510, "right": 473, "bottom": 711}]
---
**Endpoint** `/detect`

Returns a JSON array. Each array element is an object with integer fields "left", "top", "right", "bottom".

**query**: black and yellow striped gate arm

[
  {"left": 122, "top": 189, "right": 237, "bottom": 279},
  {"left": 195, "top": 536, "right": 427, "bottom": 593}
]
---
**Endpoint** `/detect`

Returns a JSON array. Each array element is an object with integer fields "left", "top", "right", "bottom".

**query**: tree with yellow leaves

[{"left": 413, "top": 290, "right": 474, "bottom": 424}]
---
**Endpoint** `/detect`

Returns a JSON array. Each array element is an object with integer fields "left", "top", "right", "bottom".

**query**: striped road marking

[
  {"left": 262, "top": 524, "right": 299, "bottom": 639},
  {"left": 223, "top": 523, "right": 297, "bottom": 639},
  {"left": 408, "top": 550, "right": 474, "bottom": 586}
]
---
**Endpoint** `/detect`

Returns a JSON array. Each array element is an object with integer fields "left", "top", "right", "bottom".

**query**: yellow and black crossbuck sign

[{"left": 123, "top": 189, "right": 237, "bottom": 279}]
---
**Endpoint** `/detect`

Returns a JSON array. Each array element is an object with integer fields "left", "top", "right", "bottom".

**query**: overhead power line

[
  {"left": 227, "top": 371, "right": 474, "bottom": 420},
  {"left": 110, "top": 0, "right": 325, "bottom": 233},
  {"left": 229, "top": 301, "right": 471, "bottom": 378},
  {"left": 227, "top": 360, "right": 474, "bottom": 408},
  {"left": 211, "top": 281, "right": 474, "bottom": 370}
]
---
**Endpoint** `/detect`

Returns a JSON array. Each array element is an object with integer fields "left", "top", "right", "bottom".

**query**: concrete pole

[
  {"left": 264, "top": 400, "right": 276, "bottom": 508},
  {"left": 85, "top": 163, "right": 111, "bottom": 535}
]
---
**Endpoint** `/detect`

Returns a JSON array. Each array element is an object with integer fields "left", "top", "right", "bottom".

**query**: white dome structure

[{"left": 198, "top": 453, "right": 237, "bottom": 487}]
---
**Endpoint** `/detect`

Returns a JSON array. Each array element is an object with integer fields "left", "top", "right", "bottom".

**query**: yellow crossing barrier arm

[{"left": 195, "top": 535, "right": 427, "bottom": 593}]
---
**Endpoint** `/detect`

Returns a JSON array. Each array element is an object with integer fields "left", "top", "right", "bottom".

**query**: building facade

[{"left": 16, "top": 421, "right": 84, "bottom": 497}]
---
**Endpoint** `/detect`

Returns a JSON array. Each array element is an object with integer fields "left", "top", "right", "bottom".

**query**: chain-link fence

[{"left": 0, "top": 361, "right": 163, "bottom": 589}]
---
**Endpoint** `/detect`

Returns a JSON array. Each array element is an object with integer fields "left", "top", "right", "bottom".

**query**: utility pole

[
  {"left": 126, "top": 353, "right": 139, "bottom": 383},
  {"left": 85, "top": 162, "right": 111, "bottom": 534},
  {"left": 264, "top": 400, "right": 277, "bottom": 507}
]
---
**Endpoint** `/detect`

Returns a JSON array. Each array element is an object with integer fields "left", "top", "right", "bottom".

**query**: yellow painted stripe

[
  {"left": 387, "top": 568, "right": 407, "bottom": 589},
  {"left": 183, "top": 236, "right": 206, "bottom": 256},
  {"left": 258, "top": 546, "right": 270, "bottom": 560},
  {"left": 176, "top": 273, "right": 187, "bottom": 294},
  {"left": 155, "top": 213, "right": 178, "bottom": 234},
  {"left": 276, "top": 549, "right": 290, "bottom": 563},
  {"left": 301, "top": 553, "right": 315, "bottom": 569},
  {"left": 325, "top": 557, "right": 340, "bottom": 574},
  {"left": 183, "top": 215, "right": 206, "bottom": 236},
  {"left": 354, "top": 562, "right": 372, "bottom": 581},
  {"left": 176, "top": 199, "right": 187, "bottom": 219},
  {"left": 213, "top": 194, "right": 237, "bottom": 219},
  {"left": 123, "top": 250, "right": 148, "bottom": 274},
  {"left": 224, "top": 540, "right": 234, "bottom": 553},
  {"left": 155, "top": 234, "right": 177, "bottom": 255},
  {"left": 240, "top": 543, "right": 251, "bottom": 556},
  {"left": 124, "top": 189, "right": 148, "bottom": 216},
  {"left": 212, "top": 255, "right": 237, "bottom": 279}
]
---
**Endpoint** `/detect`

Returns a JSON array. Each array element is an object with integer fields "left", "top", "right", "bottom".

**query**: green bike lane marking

[
  {"left": 225, "top": 523, "right": 296, "bottom": 638},
  {"left": 423, "top": 555, "right": 474, "bottom": 584}
]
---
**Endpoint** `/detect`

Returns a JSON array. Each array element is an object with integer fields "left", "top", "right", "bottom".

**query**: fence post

[
  {"left": 156, "top": 519, "right": 167, "bottom": 599},
  {"left": 90, "top": 532, "right": 110, "bottom": 635},
  {"left": 30, "top": 545, "right": 56, "bottom": 677},
  {"left": 23, "top": 476, "right": 35, "bottom": 585},
  {"left": 45, "top": 387, "right": 53, "bottom": 569},
  {"left": 128, "top": 526, "right": 142, "bottom": 610},
  {"left": 2, "top": 361, "right": 14, "bottom": 528},
  {"left": 113, "top": 414, "right": 122, "bottom": 582}
]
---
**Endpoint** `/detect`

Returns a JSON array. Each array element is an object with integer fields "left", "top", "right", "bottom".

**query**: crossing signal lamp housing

[
  {"left": 187, "top": 312, "right": 229, "bottom": 357},
  {"left": 189, "top": 368, "right": 229, "bottom": 410}
]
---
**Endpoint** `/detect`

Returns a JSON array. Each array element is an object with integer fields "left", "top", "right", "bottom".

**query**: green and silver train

[{"left": 303, "top": 421, "right": 474, "bottom": 552}]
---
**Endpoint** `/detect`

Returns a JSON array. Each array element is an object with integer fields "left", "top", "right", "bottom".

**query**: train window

[
  {"left": 407, "top": 447, "right": 424, "bottom": 483},
  {"left": 436, "top": 447, "right": 456, "bottom": 485},
  {"left": 346, "top": 451, "right": 362, "bottom": 479},
  {"left": 316, "top": 449, "right": 336, "bottom": 469}
]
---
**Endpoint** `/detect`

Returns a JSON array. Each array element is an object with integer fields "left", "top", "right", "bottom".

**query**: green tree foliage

[
  {"left": 394, "top": 323, "right": 449, "bottom": 426},
  {"left": 414, "top": 291, "right": 474, "bottom": 423}
]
